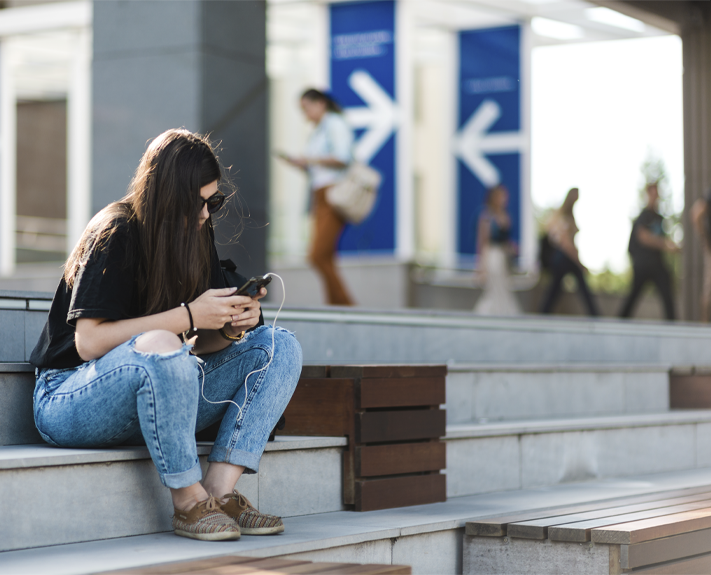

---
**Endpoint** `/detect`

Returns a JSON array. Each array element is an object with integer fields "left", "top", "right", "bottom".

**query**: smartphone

[{"left": 236, "top": 274, "right": 272, "bottom": 297}]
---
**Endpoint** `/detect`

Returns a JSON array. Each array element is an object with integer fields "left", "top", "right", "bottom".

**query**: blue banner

[
  {"left": 330, "top": 0, "right": 397, "bottom": 253},
  {"left": 455, "top": 25, "right": 523, "bottom": 261}
]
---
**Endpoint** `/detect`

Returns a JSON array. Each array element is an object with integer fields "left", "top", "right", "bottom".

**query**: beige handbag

[{"left": 326, "top": 162, "right": 382, "bottom": 224}]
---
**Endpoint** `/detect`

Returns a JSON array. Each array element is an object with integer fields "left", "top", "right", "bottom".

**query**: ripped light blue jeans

[{"left": 33, "top": 326, "right": 302, "bottom": 489}]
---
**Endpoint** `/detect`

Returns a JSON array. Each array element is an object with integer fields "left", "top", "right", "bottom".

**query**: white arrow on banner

[
  {"left": 344, "top": 70, "right": 400, "bottom": 164},
  {"left": 453, "top": 99, "right": 527, "bottom": 188}
]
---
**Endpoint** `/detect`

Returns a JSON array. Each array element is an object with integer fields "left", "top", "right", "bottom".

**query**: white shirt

[{"left": 305, "top": 112, "right": 353, "bottom": 190}]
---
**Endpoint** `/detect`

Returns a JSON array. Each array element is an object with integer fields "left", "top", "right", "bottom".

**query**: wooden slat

[
  {"left": 622, "top": 526, "right": 711, "bottom": 569},
  {"left": 317, "top": 564, "right": 411, "bottom": 574},
  {"left": 300, "top": 365, "right": 330, "bottom": 378},
  {"left": 356, "top": 410, "right": 445, "bottom": 443},
  {"left": 226, "top": 558, "right": 312, "bottom": 571},
  {"left": 670, "top": 374, "right": 711, "bottom": 408},
  {"left": 464, "top": 484, "right": 711, "bottom": 537},
  {"left": 550, "top": 497, "right": 711, "bottom": 542},
  {"left": 357, "top": 378, "right": 445, "bottom": 408},
  {"left": 203, "top": 558, "right": 311, "bottom": 574},
  {"left": 281, "top": 378, "right": 354, "bottom": 437},
  {"left": 330, "top": 365, "right": 447, "bottom": 379},
  {"left": 275, "top": 564, "right": 360, "bottom": 574},
  {"left": 592, "top": 506, "right": 711, "bottom": 545},
  {"left": 507, "top": 490, "right": 711, "bottom": 540},
  {"left": 356, "top": 442, "right": 446, "bottom": 477},
  {"left": 628, "top": 552, "right": 711, "bottom": 575},
  {"left": 102, "top": 557, "right": 277, "bottom": 575},
  {"left": 355, "top": 473, "right": 446, "bottom": 511},
  {"left": 102, "top": 555, "right": 409, "bottom": 575},
  {"left": 199, "top": 569, "right": 276, "bottom": 575}
]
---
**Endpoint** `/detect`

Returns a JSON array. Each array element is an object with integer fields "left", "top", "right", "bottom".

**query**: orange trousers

[{"left": 309, "top": 187, "right": 354, "bottom": 306}]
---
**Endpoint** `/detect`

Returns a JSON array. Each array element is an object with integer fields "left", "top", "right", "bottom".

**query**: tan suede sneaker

[
  {"left": 221, "top": 490, "right": 285, "bottom": 535},
  {"left": 172, "top": 496, "right": 241, "bottom": 541}
]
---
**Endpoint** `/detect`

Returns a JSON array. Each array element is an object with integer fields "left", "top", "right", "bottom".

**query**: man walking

[{"left": 619, "top": 182, "right": 679, "bottom": 320}]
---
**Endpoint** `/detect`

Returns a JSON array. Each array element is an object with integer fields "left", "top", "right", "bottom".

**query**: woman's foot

[
  {"left": 220, "top": 490, "right": 285, "bottom": 535},
  {"left": 172, "top": 496, "right": 241, "bottom": 541}
]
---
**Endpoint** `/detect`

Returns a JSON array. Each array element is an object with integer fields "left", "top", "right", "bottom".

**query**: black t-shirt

[
  {"left": 628, "top": 207, "right": 665, "bottom": 268},
  {"left": 30, "top": 218, "right": 238, "bottom": 369}
]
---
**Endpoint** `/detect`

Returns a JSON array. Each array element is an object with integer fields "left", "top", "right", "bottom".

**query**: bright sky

[{"left": 531, "top": 35, "right": 684, "bottom": 273}]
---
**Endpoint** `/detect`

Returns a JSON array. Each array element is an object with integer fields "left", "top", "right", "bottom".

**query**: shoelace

[
  {"left": 224, "top": 491, "right": 251, "bottom": 511},
  {"left": 197, "top": 496, "right": 221, "bottom": 513}
]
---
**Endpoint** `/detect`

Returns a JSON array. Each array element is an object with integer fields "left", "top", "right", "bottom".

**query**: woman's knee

[
  {"left": 273, "top": 328, "right": 302, "bottom": 368},
  {"left": 135, "top": 330, "right": 183, "bottom": 354}
]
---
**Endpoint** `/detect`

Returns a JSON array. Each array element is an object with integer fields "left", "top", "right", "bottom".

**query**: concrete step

[
  {"left": 0, "top": 290, "right": 51, "bottom": 363},
  {"left": 276, "top": 307, "right": 711, "bottom": 366},
  {"left": 446, "top": 363, "right": 670, "bottom": 424},
  {"left": 0, "top": 436, "right": 346, "bottom": 553},
  {"left": 445, "top": 410, "right": 711, "bottom": 499},
  {"left": 6, "top": 288, "right": 711, "bottom": 366},
  {"left": 5, "top": 360, "right": 674, "bottom": 446},
  {"left": 3, "top": 467, "right": 711, "bottom": 575},
  {"left": 0, "top": 364, "right": 39, "bottom": 446}
]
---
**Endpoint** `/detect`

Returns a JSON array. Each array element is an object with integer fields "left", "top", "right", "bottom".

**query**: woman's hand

[
  {"left": 226, "top": 287, "right": 267, "bottom": 332},
  {"left": 189, "top": 287, "right": 259, "bottom": 330}
]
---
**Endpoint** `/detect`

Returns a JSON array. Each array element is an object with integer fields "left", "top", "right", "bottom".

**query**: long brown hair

[
  {"left": 301, "top": 88, "right": 342, "bottom": 113},
  {"left": 64, "top": 129, "right": 222, "bottom": 315}
]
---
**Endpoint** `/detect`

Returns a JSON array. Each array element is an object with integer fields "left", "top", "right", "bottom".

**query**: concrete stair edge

[
  {"left": 5, "top": 467, "right": 711, "bottom": 575},
  {"left": 0, "top": 436, "right": 349, "bottom": 552},
  {"left": 445, "top": 410, "right": 711, "bottom": 439}
]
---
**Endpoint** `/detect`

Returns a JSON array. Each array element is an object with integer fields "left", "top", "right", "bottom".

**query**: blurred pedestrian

[
  {"left": 540, "top": 187, "right": 599, "bottom": 316},
  {"left": 277, "top": 89, "right": 354, "bottom": 306},
  {"left": 619, "top": 182, "right": 679, "bottom": 320},
  {"left": 474, "top": 184, "right": 520, "bottom": 315},
  {"left": 691, "top": 189, "right": 711, "bottom": 321}
]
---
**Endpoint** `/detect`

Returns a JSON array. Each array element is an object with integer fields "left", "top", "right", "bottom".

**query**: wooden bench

[
  {"left": 279, "top": 365, "right": 447, "bottom": 512},
  {"left": 670, "top": 366, "right": 711, "bottom": 408},
  {"left": 105, "top": 555, "right": 411, "bottom": 574},
  {"left": 464, "top": 484, "right": 711, "bottom": 574}
]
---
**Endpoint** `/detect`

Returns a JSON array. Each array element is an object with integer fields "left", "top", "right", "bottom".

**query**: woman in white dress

[{"left": 474, "top": 185, "right": 520, "bottom": 316}]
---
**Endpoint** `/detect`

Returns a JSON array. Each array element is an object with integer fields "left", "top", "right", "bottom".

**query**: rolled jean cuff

[
  {"left": 160, "top": 460, "right": 203, "bottom": 489},
  {"left": 208, "top": 445, "right": 260, "bottom": 474}
]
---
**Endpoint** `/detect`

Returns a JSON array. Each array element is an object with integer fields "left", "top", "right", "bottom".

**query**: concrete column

[
  {"left": 681, "top": 3, "right": 711, "bottom": 321},
  {"left": 67, "top": 27, "right": 92, "bottom": 253},
  {"left": 395, "top": 0, "right": 415, "bottom": 262},
  {"left": 92, "top": 0, "right": 268, "bottom": 276},
  {"left": 199, "top": 0, "right": 268, "bottom": 277},
  {"left": 0, "top": 39, "right": 16, "bottom": 277}
]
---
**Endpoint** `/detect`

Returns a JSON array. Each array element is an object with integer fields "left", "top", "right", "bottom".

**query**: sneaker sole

[
  {"left": 240, "top": 524, "right": 285, "bottom": 535},
  {"left": 174, "top": 529, "right": 241, "bottom": 541}
]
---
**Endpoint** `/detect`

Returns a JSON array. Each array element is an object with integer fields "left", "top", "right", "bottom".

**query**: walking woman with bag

[
  {"left": 278, "top": 88, "right": 355, "bottom": 305},
  {"left": 30, "top": 129, "right": 302, "bottom": 541}
]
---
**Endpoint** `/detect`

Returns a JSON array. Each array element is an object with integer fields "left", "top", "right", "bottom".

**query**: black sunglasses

[{"left": 200, "top": 191, "right": 226, "bottom": 214}]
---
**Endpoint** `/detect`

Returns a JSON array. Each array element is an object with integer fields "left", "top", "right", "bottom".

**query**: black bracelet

[{"left": 181, "top": 302, "right": 197, "bottom": 336}]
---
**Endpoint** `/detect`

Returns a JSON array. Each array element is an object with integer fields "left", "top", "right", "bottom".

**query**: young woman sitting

[{"left": 30, "top": 129, "right": 302, "bottom": 541}]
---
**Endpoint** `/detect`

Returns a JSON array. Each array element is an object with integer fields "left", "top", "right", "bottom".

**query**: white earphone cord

[{"left": 198, "top": 273, "right": 285, "bottom": 421}]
